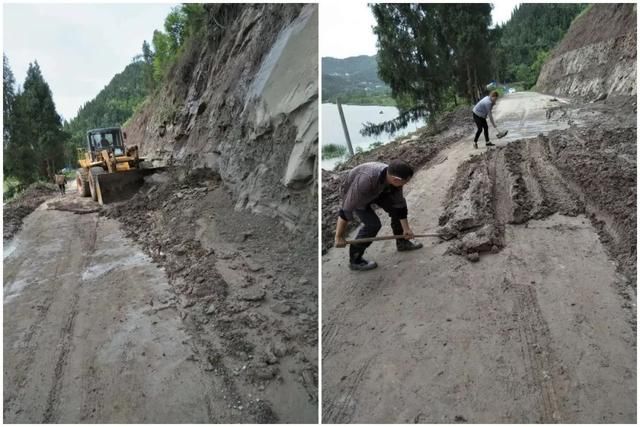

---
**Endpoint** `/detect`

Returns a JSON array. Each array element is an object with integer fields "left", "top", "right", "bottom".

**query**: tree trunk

[
  {"left": 466, "top": 63, "right": 473, "bottom": 103},
  {"left": 473, "top": 67, "right": 480, "bottom": 101}
]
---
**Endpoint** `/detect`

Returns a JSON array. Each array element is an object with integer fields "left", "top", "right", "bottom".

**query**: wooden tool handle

[{"left": 345, "top": 233, "right": 440, "bottom": 245}]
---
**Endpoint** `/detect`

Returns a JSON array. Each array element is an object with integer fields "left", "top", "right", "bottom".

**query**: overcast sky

[
  {"left": 3, "top": 3, "right": 176, "bottom": 121},
  {"left": 321, "top": 1, "right": 520, "bottom": 58}
]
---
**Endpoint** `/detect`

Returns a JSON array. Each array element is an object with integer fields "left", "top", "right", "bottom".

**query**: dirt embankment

[
  {"left": 101, "top": 168, "right": 318, "bottom": 422},
  {"left": 3, "top": 182, "right": 58, "bottom": 240},
  {"left": 321, "top": 106, "right": 474, "bottom": 253},
  {"left": 537, "top": 3, "right": 636, "bottom": 100}
]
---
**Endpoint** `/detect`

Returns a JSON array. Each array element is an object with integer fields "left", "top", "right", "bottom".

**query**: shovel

[
  {"left": 345, "top": 233, "right": 441, "bottom": 245},
  {"left": 496, "top": 129, "right": 509, "bottom": 139}
]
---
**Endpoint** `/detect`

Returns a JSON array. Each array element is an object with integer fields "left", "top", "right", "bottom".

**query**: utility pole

[{"left": 337, "top": 99, "right": 354, "bottom": 157}]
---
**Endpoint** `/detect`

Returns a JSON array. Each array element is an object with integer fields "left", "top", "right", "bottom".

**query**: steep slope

[
  {"left": 536, "top": 3, "right": 637, "bottom": 99},
  {"left": 125, "top": 4, "right": 317, "bottom": 232}
]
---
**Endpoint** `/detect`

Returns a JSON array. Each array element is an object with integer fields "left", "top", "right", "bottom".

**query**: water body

[{"left": 321, "top": 103, "right": 426, "bottom": 170}]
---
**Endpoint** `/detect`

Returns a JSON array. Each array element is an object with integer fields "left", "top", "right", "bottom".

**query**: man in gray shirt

[{"left": 334, "top": 160, "right": 423, "bottom": 271}]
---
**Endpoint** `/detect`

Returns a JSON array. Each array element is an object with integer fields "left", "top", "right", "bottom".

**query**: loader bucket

[{"left": 94, "top": 169, "right": 145, "bottom": 205}]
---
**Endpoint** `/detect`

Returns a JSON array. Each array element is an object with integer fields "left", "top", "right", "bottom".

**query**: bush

[{"left": 323, "top": 143, "right": 348, "bottom": 159}]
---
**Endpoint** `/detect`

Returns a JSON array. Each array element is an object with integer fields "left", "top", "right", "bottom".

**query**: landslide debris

[
  {"left": 102, "top": 168, "right": 318, "bottom": 422},
  {"left": 322, "top": 106, "right": 475, "bottom": 253},
  {"left": 4, "top": 182, "right": 58, "bottom": 240},
  {"left": 439, "top": 125, "right": 636, "bottom": 287},
  {"left": 111, "top": 4, "right": 318, "bottom": 421},
  {"left": 125, "top": 4, "right": 317, "bottom": 232}
]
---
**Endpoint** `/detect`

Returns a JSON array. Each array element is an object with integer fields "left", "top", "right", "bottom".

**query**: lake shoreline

[{"left": 321, "top": 103, "right": 426, "bottom": 170}]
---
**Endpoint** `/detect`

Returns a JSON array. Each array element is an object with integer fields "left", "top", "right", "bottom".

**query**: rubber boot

[
  {"left": 349, "top": 245, "right": 378, "bottom": 271},
  {"left": 397, "top": 239, "right": 424, "bottom": 252}
]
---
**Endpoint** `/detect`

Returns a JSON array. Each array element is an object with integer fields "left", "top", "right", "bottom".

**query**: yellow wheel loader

[{"left": 75, "top": 127, "right": 151, "bottom": 205}]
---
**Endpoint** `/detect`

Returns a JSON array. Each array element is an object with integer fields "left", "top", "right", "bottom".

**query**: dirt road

[
  {"left": 4, "top": 180, "right": 317, "bottom": 423},
  {"left": 322, "top": 92, "right": 636, "bottom": 423},
  {"left": 3, "top": 197, "right": 221, "bottom": 422}
]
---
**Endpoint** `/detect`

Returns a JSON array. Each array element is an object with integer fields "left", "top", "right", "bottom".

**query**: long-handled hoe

[{"left": 345, "top": 233, "right": 441, "bottom": 245}]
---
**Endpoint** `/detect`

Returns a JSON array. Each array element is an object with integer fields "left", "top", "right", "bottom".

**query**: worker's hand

[
  {"left": 403, "top": 227, "right": 415, "bottom": 240},
  {"left": 335, "top": 236, "right": 347, "bottom": 248}
]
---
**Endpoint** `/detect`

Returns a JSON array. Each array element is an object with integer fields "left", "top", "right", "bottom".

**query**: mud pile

[
  {"left": 102, "top": 169, "right": 318, "bottom": 422},
  {"left": 124, "top": 4, "right": 317, "bottom": 232},
  {"left": 321, "top": 106, "right": 475, "bottom": 253},
  {"left": 3, "top": 182, "right": 58, "bottom": 240},
  {"left": 439, "top": 125, "right": 636, "bottom": 286},
  {"left": 547, "top": 127, "right": 636, "bottom": 286},
  {"left": 537, "top": 4, "right": 636, "bottom": 100}
]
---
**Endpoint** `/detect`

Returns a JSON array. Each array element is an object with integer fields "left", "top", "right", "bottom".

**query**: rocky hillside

[
  {"left": 125, "top": 4, "right": 317, "bottom": 232},
  {"left": 536, "top": 3, "right": 636, "bottom": 99}
]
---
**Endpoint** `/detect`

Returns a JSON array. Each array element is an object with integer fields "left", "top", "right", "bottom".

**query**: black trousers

[
  {"left": 349, "top": 191, "right": 405, "bottom": 262},
  {"left": 473, "top": 112, "right": 489, "bottom": 142}
]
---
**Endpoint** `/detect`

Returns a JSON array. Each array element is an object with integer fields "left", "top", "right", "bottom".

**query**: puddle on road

[
  {"left": 82, "top": 251, "right": 153, "bottom": 282},
  {"left": 4, "top": 278, "right": 31, "bottom": 304},
  {"left": 3, "top": 239, "right": 17, "bottom": 260}
]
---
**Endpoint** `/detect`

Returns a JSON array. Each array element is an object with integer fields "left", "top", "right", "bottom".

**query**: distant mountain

[
  {"left": 63, "top": 61, "right": 149, "bottom": 150},
  {"left": 322, "top": 55, "right": 392, "bottom": 104}
]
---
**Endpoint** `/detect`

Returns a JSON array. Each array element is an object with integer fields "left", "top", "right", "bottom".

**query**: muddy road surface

[
  {"left": 3, "top": 197, "right": 216, "bottom": 423},
  {"left": 4, "top": 179, "right": 317, "bottom": 423},
  {"left": 322, "top": 92, "right": 636, "bottom": 423}
]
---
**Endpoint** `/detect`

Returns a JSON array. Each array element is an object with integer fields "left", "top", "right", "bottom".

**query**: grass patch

[
  {"left": 323, "top": 143, "right": 348, "bottom": 159},
  {"left": 3, "top": 177, "right": 23, "bottom": 201}
]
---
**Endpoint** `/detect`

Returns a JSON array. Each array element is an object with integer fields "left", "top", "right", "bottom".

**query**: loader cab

[{"left": 86, "top": 127, "right": 126, "bottom": 159}]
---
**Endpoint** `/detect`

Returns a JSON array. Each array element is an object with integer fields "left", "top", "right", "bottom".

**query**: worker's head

[
  {"left": 490, "top": 90, "right": 499, "bottom": 104},
  {"left": 387, "top": 160, "right": 414, "bottom": 187}
]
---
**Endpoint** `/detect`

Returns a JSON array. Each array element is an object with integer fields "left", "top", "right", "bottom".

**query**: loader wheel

[
  {"left": 89, "top": 167, "right": 106, "bottom": 202},
  {"left": 76, "top": 169, "right": 90, "bottom": 197}
]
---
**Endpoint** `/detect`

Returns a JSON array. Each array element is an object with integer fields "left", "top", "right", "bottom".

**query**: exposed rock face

[
  {"left": 536, "top": 4, "right": 636, "bottom": 99},
  {"left": 125, "top": 4, "right": 318, "bottom": 232}
]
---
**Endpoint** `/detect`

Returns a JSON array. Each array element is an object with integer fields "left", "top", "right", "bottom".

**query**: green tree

[
  {"left": 4, "top": 62, "right": 68, "bottom": 184},
  {"left": 365, "top": 3, "right": 492, "bottom": 136},
  {"left": 152, "top": 29, "right": 172, "bottom": 81},
  {"left": 437, "top": 4, "right": 493, "bottom": 102},
  {"left": 493, "top": 3, "right": 586, "bottom": 87},
  {"left": 141, "top": 40, "right": 155, "bottom": 91},
  {"left": 3, "top": 54, "right": 16, "bottom": 145},
  {"left": 150, "top": 4, "right": 206, "bottom": 83}
]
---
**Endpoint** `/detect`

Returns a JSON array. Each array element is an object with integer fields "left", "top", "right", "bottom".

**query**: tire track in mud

[
  {"left": 440, "top": 134, "right": 617, "bottom": 260},
  {"left": 43, "top": 216, "right": 99, "bottom": 423},
  {"left": 4, "top": 213, "right": 98, "bottom": 422},
  {"left": 502, "top": 273, "right": 563, "bottom": 423},
  {"left": 520, "top": 139, "right": 582, "bottom": 219},
  {"left": 322, "top": 356, "right": 374, "bottom": 423}
]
